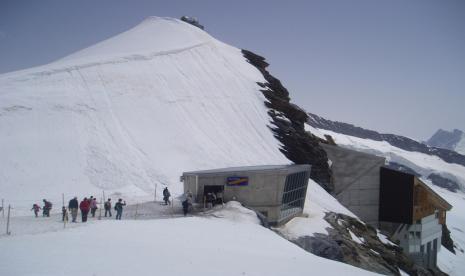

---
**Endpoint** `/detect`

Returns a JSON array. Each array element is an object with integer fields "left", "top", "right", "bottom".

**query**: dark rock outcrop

[
  {"left": 290, "top": 212, "right": 446, "bottom": 276},
  {"left": 442, "top": 224, "right": 456, "bottom": 254},
  {"left": 293, "top": 233, "right": 344, "bottom": 262},
  {"left": 307, "top": 112, "right": 465, "bottom": 168},
  {"left": 242, "top": 49, "right": 332, "bottom": 192},
  {"left": 427, "top": 173, "right": 460, "bottom": 193}
]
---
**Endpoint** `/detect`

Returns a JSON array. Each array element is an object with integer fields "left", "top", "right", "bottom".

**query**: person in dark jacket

[
  {"left": 80, "top": 198, "right": 90, "bottom": 222},
  {"left": 104, "top": 198, "right": 112, "bottom": 217},
  {"left": 163, "top": 187, "right": 171, "bottom": 205},
  {"left": 68, "top": 197, "right": 79, "bottom": 222},
  {"left": 114, "top": 198, "right": 126, "bottom": 220},
  {"left": 42, "top": 199, "right": 52, "bottom": 217}
]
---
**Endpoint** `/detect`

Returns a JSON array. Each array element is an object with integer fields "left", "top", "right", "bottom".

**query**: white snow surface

[
  {"left": 0, "top": 202, "right": 377, "bottom": 276},
  {"left": 0, "top": 17, "right": 288, "bottom": 211},
  {"left": 315, "top": 128, "right": 465, "bottom": 275},
  {"left": 278, "top": 179, "right": 356, "bottom": 239}
]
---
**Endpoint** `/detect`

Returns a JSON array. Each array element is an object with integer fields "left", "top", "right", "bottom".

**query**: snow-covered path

[{"left": 0, "top": 203, "right": 377, "bottom": 276}]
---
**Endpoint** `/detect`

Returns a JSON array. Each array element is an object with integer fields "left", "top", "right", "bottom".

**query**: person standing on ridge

[
  {"left": 31, "top": 203, "right": 41, "bottom": 218},
  {"left": 104, "top": 198, "right": 112, "bottom": 217},
  {"left": 114, "top": 198, "right": 126, "bottom": 220},
  {"left": 163, "top": 187, "right": 171, "bottom": 205},
  {"left": 68, "top": 196, "right": 79, "bottom": 223},
  {"left": 79, "top": 197, "right": 90, "bottom": 222},
  {"left": 90, "top": 198, "right": 98, "bottom": 217}
]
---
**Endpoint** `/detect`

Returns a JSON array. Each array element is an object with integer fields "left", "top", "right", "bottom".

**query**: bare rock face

[
  {"left": 289, "top": 212, "right": 446, "bottom": 276},
  {"left": 427, "top": 129, "right": 464, "bottom": 153},
  {"left": 241, "top": 49, "right": 333, "bottom": 192}
]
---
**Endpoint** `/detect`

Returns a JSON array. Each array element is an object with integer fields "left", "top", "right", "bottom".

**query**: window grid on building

[{"left": 280, "top": 171, "right": 308, "bottom": 221}]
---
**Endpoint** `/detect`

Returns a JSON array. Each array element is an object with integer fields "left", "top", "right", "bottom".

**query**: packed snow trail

[{"left": 0, "top": 202, "right": 378, "bottom": 276}]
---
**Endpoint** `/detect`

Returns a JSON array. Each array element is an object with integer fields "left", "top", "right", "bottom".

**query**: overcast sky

[{"left": 1, "top": 0, "right": 464, "bottom": 140}]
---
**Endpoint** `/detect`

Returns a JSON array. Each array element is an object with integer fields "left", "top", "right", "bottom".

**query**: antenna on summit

[{"left": 180, "top": 16, "right": 205, "bottom": 30}]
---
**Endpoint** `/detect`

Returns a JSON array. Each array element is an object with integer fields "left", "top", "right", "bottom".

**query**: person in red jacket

[{"left": 79, "top": 197, "right": 90, "bottom": 222}]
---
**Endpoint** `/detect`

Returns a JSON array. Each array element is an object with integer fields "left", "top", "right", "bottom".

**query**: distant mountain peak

[{"left": 426, "top": 128, "right": 465, "bottom": 155}]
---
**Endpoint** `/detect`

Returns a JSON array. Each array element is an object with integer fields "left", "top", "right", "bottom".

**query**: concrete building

[
  {"left": 321, "top": 144, "right": 452, "bottom": 269},
  {"left": 321, "top": 144, "right": 385, "bottom": 226},
  {"left": 181, "top": 165, "right": 311, "bottom": 226}
]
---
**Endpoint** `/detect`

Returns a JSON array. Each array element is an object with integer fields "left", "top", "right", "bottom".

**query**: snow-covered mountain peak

[
  {"left": 0, "top": 17, "right": 288, "bottom": 203},
  {"left": 58, "top": 16, "right": 214, "bottom": 63}
]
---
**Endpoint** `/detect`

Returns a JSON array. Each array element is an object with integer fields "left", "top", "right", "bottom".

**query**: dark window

[{"left": 280, "top": 171, "right": 309, "bottom": 221}]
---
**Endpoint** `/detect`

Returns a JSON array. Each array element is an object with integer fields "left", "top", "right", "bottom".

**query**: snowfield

[
  {"left": 278, "top": 179, "right": 356, "bottom": 239},
  {"left": 0, "top": 202, "right": 377, "bottom": 276},
  {"left": 0, "top": 17, "right": 288, "bottom": 210},
  {"left": 314, "top": 128, "right": 465, "bottom": 275}
]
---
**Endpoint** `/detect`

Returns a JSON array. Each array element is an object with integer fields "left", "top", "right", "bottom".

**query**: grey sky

[{"left": 1, "top": 0, "right": 464, "bottom": 140}]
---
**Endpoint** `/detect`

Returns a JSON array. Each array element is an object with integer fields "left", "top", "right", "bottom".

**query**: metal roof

[{"left": 183, "top": 164, "right": 311, "bottom": 175}]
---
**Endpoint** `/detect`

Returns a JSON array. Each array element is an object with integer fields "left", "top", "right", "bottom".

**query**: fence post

[
  {"left": 154, "top": 183, "right": 157, "bottom": 202},
  {"left": 134, "top": 203, "right": 139, "bottom": 220},
  {"left": 62, "top": 193, "right": 67, "bottom": 228},
  {"left": 98, "top": 196, "right": 102, "bottom": 220},
  {"left": 6, "top": 205, "right": 11, "bottom": 235}
]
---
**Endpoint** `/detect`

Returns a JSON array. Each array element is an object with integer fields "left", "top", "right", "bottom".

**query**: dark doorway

[{"left": 204, "top": 185, "right": 224, "bottom": 206}]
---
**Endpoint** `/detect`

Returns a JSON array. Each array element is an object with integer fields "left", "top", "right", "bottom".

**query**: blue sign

[{"left": 227, "top": 176, "right": 249, "bottom": 186}]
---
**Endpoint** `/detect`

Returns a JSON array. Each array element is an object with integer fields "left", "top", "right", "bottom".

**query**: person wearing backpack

[
  {"left": 31, "top": 204, "right": 41, "bottom": 218},
  {"left": 79, "top": 197, "right": 90, "bottom": 222},
  {"left": 68, "top": 197, "right": 79, "bottom": 223},
  {"left": 42, "top": 199, "right": 52, "bottom": 217},
  {"left": 114, "top": 198, "right": 126, "bottom": 220},
  {"left": 104, "top": 198, "right": 112, "bottom": 217}
]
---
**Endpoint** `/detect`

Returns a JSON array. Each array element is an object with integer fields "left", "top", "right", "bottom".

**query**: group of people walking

[
  {"left": 32, "top": 196, "right": 126, "bottom": 223},
  {"left": 30, "top": 186, "right": 194, "bottom": 221}
]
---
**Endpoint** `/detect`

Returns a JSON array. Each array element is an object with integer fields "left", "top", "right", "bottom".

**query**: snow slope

[
  {"left": 0, "top": 202, "right": 377, "bottom": 276},
  {"left": 279, "top": 179, "right": 356, "bottom": 239},
  {"left": 0, "top": 17, "right": 288, "bottom": 209},
  {"left": 314, "top": 128, "right": 465, "bottom": 275}
]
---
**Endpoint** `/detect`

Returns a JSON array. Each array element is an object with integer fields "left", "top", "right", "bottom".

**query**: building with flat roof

[
  {"left": 181, "top": 164, "right": 311, "bottom": 226},
  {"left": 320, "top": 144, "right": 452, "bottom": 269}
]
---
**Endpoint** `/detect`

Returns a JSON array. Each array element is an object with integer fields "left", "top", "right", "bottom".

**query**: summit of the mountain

[{"left": 58, "top": 16, "right": 215, "bottom": 63}]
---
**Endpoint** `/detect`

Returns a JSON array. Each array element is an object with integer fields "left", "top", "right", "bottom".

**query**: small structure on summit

[
  {"left": 180, "top": 16, "right": 204, "bottom": 30},
  {"left": 181, "top": 165, "right": 311, "bottom": 226},
  {"left": 321, "top": 143, "right": 452, "bottom": 270}
]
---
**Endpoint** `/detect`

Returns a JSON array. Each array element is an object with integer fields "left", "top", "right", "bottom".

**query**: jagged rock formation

[
  {"left": 427, "top": 129, "right": 465, "bottom": 155},
  {"left": 427, "top": 173, "right": 460, "bottom": 193},
  {"left": 242, "top": 50, "right": 333, "bottom": 192},
  {"left": 307, "top": 112, "right": 465, "bottom": 168},
  {"left": 290, "top": 212, "right": 446, "bottom": 276},
  {"left": 442, "top": 224, "right": 456, "bottom": 254}
]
